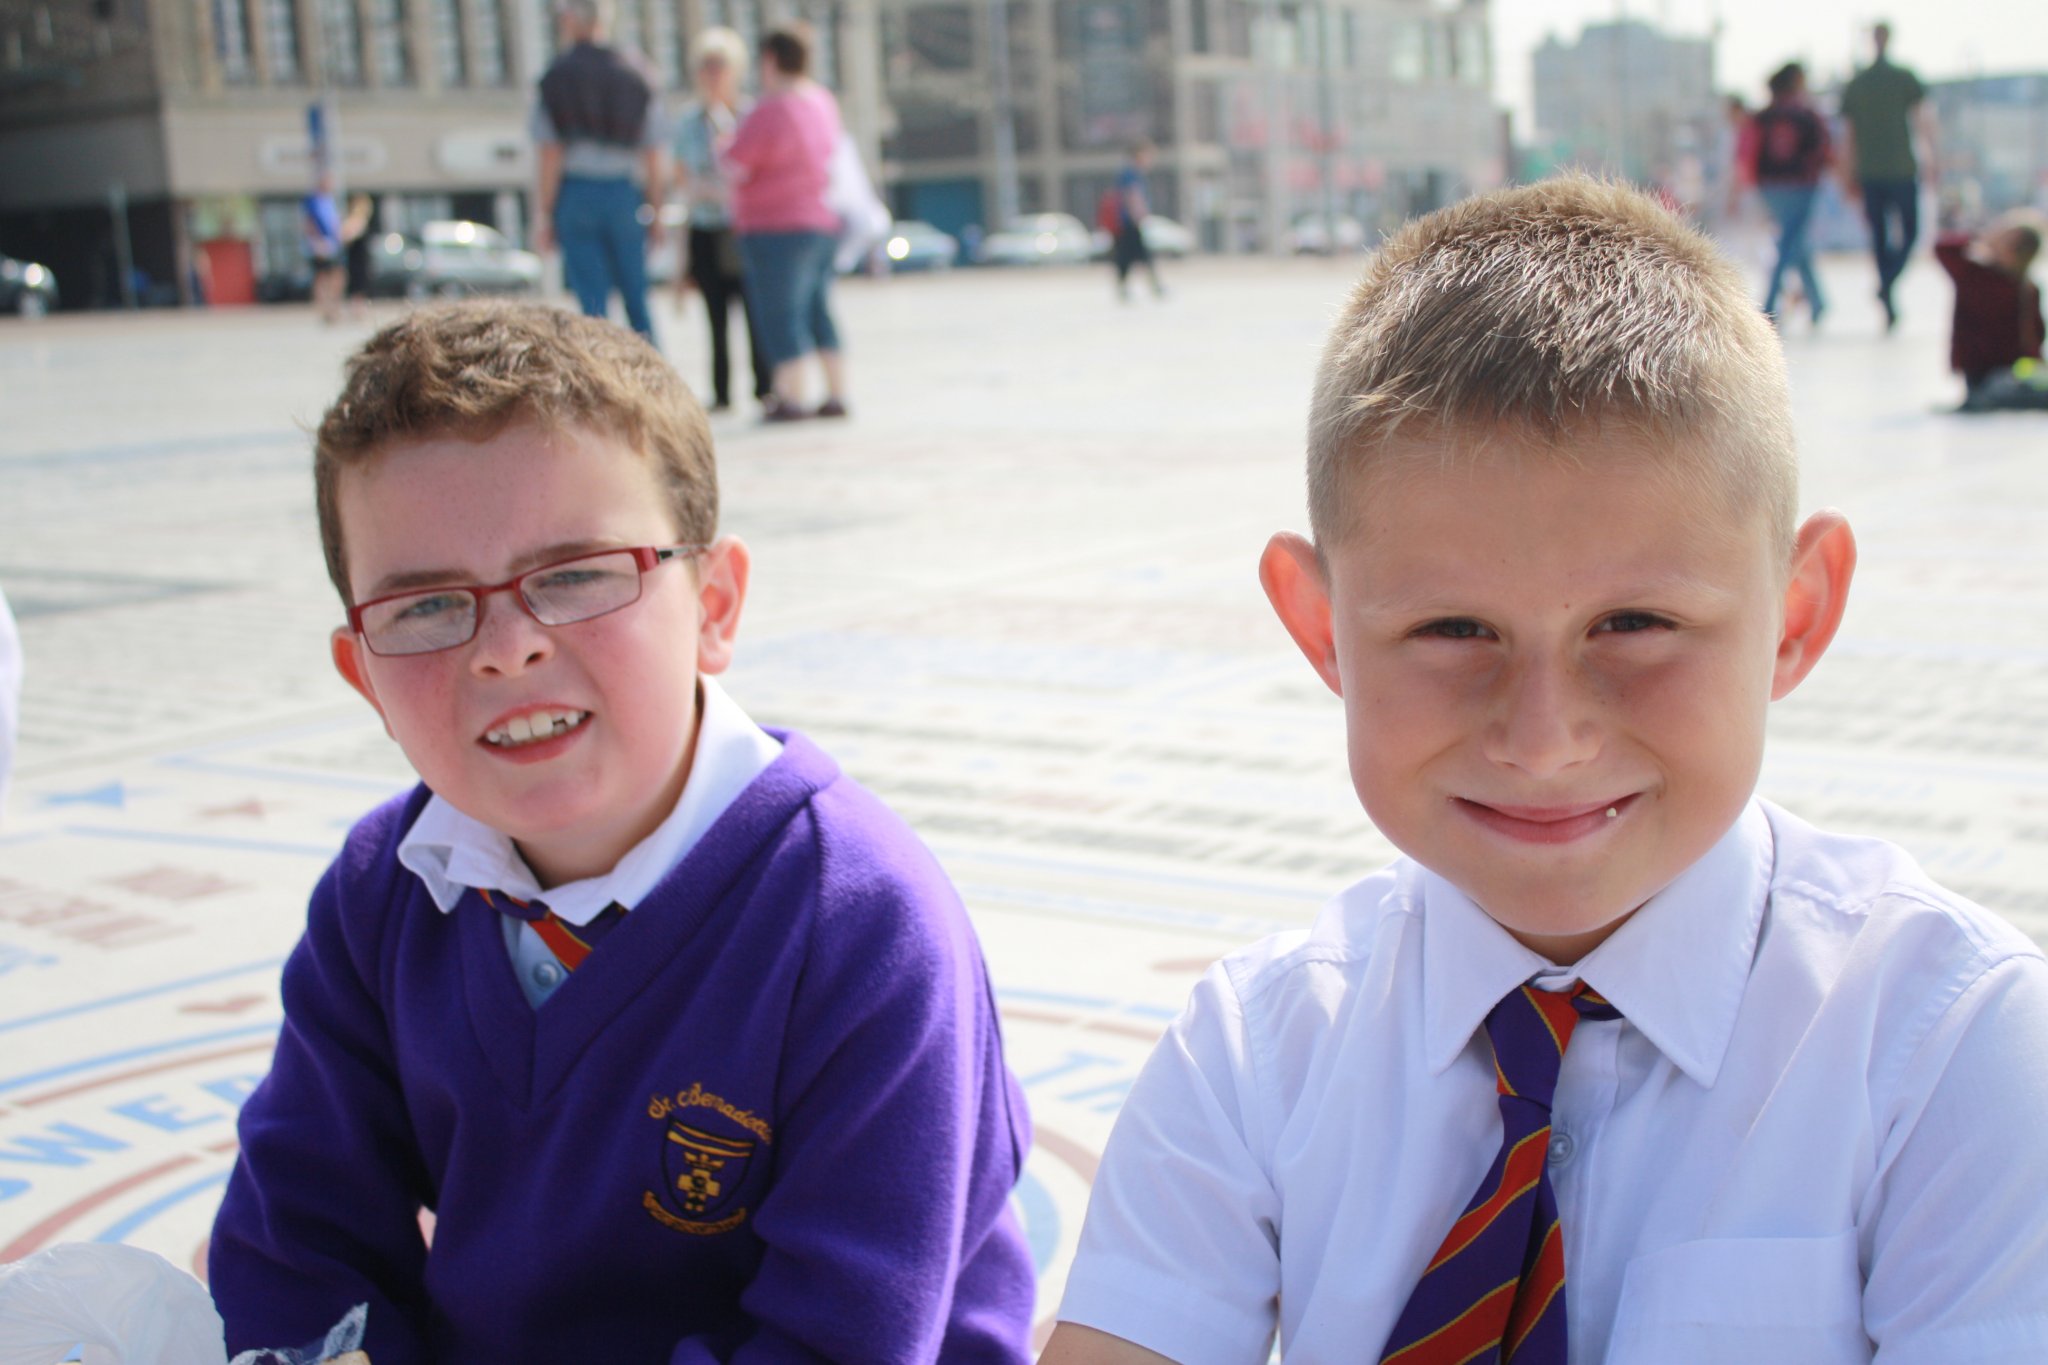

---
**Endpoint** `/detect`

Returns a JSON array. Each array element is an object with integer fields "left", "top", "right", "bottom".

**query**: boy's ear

[
  {"left": 1771, "top": 510, "right": 1856, "bottom": 701},
  {"left": 692, "top": 536, "right": 750, "bottom": 676},
  {"left": 331, "top": 626, "right": 395, "bottom": 736},
  {"left": 1259, "top": 532, "right": 1344, "bottom": 697}
]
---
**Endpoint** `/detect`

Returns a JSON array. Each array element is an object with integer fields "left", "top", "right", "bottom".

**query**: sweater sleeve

[
  {"left": 667, "top": 797, "right": 1033, "bottom": 1365},
  {"left": 208, "top": 812, "right": 436, "bottom": 1363},
  {"left": 721, "top": 98, "right": 781, "bottom": 183},
  {"left": 1933, "top": 231, "right": 1972, "bottom": 283}
]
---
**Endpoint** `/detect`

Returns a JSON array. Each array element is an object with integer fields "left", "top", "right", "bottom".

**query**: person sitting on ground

[
  {"left": 208, "top": 301, "right": 1035, "bottom": 1364},
  {"left": 1041, "top": 176, "right": 2048, "bottom": 1365},
  {"left": 1935, "top": 208, "right": 2046, "bottom": 411}
]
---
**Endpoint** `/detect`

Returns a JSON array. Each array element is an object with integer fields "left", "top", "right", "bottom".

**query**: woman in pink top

[{"left": 724, "top": 26, "right": 848, "bottom": 421}]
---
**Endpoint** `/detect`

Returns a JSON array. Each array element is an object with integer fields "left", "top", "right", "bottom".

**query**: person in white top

[{"left": 1042, "top": 178, "right": 2048, "bottom": 1365}]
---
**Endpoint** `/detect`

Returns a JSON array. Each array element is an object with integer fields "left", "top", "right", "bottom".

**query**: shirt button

[
  {"left": 532, "top": 959, "right": 565, "bottom": 992},
  {"left": 1547, "top": 1131, "right": 1576, "bottom": 1166}
]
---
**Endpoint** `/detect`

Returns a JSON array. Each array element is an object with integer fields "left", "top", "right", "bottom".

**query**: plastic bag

[
  {"left": 0, "top": 1243, "right": 224, "bottom": 1365},
  {"left": 0, "top": 1244, "right": 366, "bottom": 1365},
  {"left": 825, "top": 131, "right": 891, "bottom": 275}
]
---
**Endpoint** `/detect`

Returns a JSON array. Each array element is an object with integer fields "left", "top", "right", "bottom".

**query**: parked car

[
  {"left": 368, "top": 220, "right": 543, "bottom": 299},
  {"left": 975, "top": 213, "right": 1094, "bottom": 266},
  {"left": 877, "top": 220, "right": 959, "bottom": 272},
  {"left": 1284, "top": 212, "right": 1368, "bottom": 254},
  {"left": 1, "top": 253, "right": 59, "bottom": 317},
  {"left": 1089, "top": 214, "right": 1196, "bottom": 261}
]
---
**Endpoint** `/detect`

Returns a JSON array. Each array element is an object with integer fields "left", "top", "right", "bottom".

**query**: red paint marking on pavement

[
  {"left": 179, "top": 994, "right": 271, "bottom": 1016},
  {"left": 0, "top": 1154, "right": 200, "bottom": 1261},
  {"left": 16, "top": 1040, "right": 275, "bottom": 1108},
  {"left": 1032, "top": 1125, "right": 1101, "bottom": 1185},
  {"left": 200, "top": 800, "right": 268, "bottom": 819}
]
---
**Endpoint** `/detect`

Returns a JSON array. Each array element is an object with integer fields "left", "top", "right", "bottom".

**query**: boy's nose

[
  {"left": 467, "top": 591, "right": 555, "bottom": 676},
  {"left": 1484, "top": 656, "right": 1600, "bottom": 777}
]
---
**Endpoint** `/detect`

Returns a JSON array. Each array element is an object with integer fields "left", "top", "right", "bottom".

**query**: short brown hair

[
  {"left": 1307, "top": 175, "right": 1795, "bottom": 555},
  {"left": 761, "top": 25, "right": 808, "bottom": 76},
  {"left": 314, "top": 300, "right": 715, "bottom": 604}
]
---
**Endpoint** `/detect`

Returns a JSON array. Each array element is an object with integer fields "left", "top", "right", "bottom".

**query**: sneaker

[
  {"left": 815, "top": 397, "right": 849, "bottom": 419},
  {"left": 760, "top": 396, "right": 809, "bottom": 423}
]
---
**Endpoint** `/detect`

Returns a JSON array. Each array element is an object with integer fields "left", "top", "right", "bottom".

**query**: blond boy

[
  {"left": 1045, "top": 179, "right": 2048, "bottom": 1365},
  {"left": 209, "top": 303, "right": 1034, "bottom": 1363}
]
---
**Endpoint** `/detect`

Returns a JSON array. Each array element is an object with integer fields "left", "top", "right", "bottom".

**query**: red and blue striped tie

[
  {"left": 1378, "top": 982, "right": 1619, "bottom": 1365},
  {"left": 477, "top": 887, "right": 628, "bottom": 971}
]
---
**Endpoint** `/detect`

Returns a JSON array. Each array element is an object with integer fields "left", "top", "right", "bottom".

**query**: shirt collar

[
  {"left": 1422, "top": 800, "right": 1775, "bottom": 1088},
  {"left": 396, "top": 675, "right": 783, "bottom": 926}
]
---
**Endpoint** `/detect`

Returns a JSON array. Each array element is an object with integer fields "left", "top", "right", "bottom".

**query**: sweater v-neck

[{"left": 455, "top": 731, "right": 838, "bottom": 1109}]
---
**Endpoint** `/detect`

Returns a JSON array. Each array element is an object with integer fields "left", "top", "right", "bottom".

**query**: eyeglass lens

[{"left": 359, "top": 550, "right": 646, "bottom": 656}]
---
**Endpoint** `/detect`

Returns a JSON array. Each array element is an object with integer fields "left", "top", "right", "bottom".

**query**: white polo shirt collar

[
  {"left": 1420, "top": 800, "right": 1774, "bottom": 1088},
  {"left": 396, "top": 675, "right": 782, "bottom": 925}
]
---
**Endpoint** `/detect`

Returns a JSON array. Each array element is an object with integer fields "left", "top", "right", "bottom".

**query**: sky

[{"left": 1493, "top": 0, "right": 2044, "bottom": 130}]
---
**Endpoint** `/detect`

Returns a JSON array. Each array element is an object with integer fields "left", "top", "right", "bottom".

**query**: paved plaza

[{"left": 2, "top": 249, "right": 2046, "bottom": 1346}]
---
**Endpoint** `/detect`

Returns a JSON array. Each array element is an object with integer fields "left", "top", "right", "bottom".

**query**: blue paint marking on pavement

[
  {"left": 37, "top": 783, "right": 127, "bottom": 810},
  {"left": 94, "top": 1168, "right": 234, "bottom": 1245},
  {"left": 1009, "top": 1168, "right": 1060, "bottom": 1273},
  {"left": 997, "top": 987, "right": 1177, "bottom": 1022},
  {"left": 0, "top": 958, "right": 287, "bottom": 1036},
  {"left": 59, "top": 825, "right": 342, "bottom": 858},
  {"left": 0, "top": 1021, "right": 280, "bottom": 1095}
]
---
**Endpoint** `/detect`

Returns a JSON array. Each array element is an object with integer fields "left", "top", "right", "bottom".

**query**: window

[
  {"left": 905, "top": 3, "right": 972, "bottom": 70},
  {"left": 472, "top": 0, "right": 506, "bottom": 84},
  {"left": 212, "top": 0, "right": 253, "bottom": 80},
  {"left": 646, "top": 0, "right": 679, "bottom": 86},
  {"left": 611, "top": 0, "right": 640, "bottom": 59},
  {"left": 430, "top": 0, "right": 464, "bottom": 84},
  {"left": 319, "top": 0, "right": 362, "bottom": 84},
  {"left": 367, "top": 0, "right": 409, "bottom": 84},
  {"left": 263, "top": 0, "right": 301, "bottom": 80}
]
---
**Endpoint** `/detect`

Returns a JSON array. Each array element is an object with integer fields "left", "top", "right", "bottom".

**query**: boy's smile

[
  {"left": 330, "top": 421, "right": 746, "bottom": 887},
  {"left": 1263, "top": 430, "right": 1854, "bottom": 962}
]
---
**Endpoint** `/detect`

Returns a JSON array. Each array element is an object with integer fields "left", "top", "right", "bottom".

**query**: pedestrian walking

[
  {"left": 1840, "top": 22, "right": 1935, "bottom": 330},
  {"left": 341, "top": 192, "right": 376, "bottom": 320},
  {"left": 532, "top": 0, "right": 666, "bottom": 340},
  {"left": 302, "top": 173, "right": 345, "bottom": 325},
  {"left": 1109, "top": 139, "right": 1165, "bottom": 302},
  {"left": 726, "top": 25, "right": 848, "bottom": 421},
  {"left": 1741, "top": 63, "right": 1833, "bottom": 327},
  {"left": 673, "top": 27, "right": 770, "bottom": 413}
]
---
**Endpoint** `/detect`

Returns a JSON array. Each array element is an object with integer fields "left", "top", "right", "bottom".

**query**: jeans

[
  {"left": 1860, "top": 178, "right": 1919, "bottom": 300},
  {"left": 1759, "top": 184, "right": 1823, "bottom": 320},
  {"left": 737, "top": 230, "right": 840, "bottom": 369},
  {"left": 555, "top": 176, "right": 655, "bottom": 341}
]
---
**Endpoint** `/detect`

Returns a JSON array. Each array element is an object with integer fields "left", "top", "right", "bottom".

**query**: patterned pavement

[{"left": 3, "top": 251, "right": 2045, "bottom": 1346}]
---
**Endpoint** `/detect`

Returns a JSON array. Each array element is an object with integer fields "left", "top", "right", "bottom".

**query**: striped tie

[
  {"left": 1377, "top": 981, "right": 1620, "bottom": 1365},
  {"left": 477, "top": 887, "right": 629, "bottom": 971}
]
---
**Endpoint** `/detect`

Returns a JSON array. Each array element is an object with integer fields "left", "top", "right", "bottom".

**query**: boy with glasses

[{"left": 209, "top": 302, "right": 1034, "bottom": 1363}]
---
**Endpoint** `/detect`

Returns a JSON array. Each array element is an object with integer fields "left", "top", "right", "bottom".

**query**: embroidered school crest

[{"left": 642, "top": 1083, "right": 774, "bottom": 1235}]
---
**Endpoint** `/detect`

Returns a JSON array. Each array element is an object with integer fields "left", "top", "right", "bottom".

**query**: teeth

[{"left": 484, "top": 710, "right": 588, "bottom": 747}]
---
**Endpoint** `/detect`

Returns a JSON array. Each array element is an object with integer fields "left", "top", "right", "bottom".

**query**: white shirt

[
  {"left": 1058, "top": 800, "right": 2048, "bottom": 1365},
  {"left": 397, "top": 676, "right": 782, "bottom": 1007}
]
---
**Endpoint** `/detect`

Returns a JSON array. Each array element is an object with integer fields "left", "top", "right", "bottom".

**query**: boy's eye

[
  {"left": 394, "top": 592, "right": 472, "bottom": 621},
  {"left": 531, "top": 565, "right": 627, "bottom": 592},
  {"left": 1595, "top": 611, "right": 1673, "bottom": 635},
  {"left": 1413, "top": 618, "right": 1492, "bottom": 640}
]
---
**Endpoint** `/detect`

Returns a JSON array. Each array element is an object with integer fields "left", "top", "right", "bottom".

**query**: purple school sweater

[{"left": 209, "top": 732, "right": 1034, "bottom": 1364}]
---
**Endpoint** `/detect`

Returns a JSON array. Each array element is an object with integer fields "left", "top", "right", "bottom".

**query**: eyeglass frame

[{"left": 343, "top": 544, "right": 707, "bottom": 657}]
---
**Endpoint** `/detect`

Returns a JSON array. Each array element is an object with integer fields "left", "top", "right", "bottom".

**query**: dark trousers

[
  {"left": 688, "top": 226, "right": 769, "bottom": 407},
  {"left": 1113, "top": 222, "right": 1158, "bottom": 294},
  {"left": 1861, "top": 179, "right": 1919, "bottom": 299}
]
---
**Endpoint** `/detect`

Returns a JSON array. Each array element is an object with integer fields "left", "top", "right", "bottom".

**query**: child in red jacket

[{"left": 1935, "top": 210, "right": 2045, "bottom": 410}]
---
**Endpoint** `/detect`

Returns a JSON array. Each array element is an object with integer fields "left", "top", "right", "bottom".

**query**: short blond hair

[
  {"left": 691, "top": 25, "right": 745, "bottom": 70},
  {"left": 1307, "top": 176, "right": 1796, "bottom": 555},
  {"left": 314, "top": 301, "right": 715, "bottom": 605}
]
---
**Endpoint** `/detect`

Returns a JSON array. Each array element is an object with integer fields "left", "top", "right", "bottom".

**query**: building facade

[
  {"left": 1529, "top": 17, "right": 1714, "bottom": 196},
  {"left": 878, "top": 0, "right": 1503, "bottom": 253},
  {"left": 1, "top": 0, "right": 1500, "bottom": 306},
  {"left": 1927, "top": 72, "right": 2048, "bottom": 220}
]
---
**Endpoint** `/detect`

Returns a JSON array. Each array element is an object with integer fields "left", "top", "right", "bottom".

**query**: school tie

[
  {"left": 1377, "top": 981, "right": 1620, "bottom": 1365},
  {"left": 477, "top": 887, "right": 629, "bottom": 971}
]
